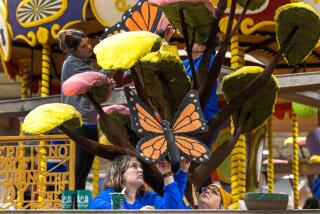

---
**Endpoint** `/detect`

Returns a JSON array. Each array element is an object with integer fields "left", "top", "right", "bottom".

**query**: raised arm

[
  {"left": 146, "top": 160, "right": 186, "bottom": 209},
  {"left": 174, "top": 159, "right": 190, "bottom": 195}
]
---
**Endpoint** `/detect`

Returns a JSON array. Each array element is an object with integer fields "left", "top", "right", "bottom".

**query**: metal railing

[{"left": 0, "top": 134, "right": 75, "bottom": 209}]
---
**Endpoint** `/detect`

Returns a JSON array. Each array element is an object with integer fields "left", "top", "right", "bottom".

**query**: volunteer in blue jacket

[
  {"left": 183, "top": 42, "right": 219, "bottom": 122},
  {"left": 90, "top": 155, "right": 187, "bottom": 209},
  {"left": 183, "top": 42, "right": 219, "bottom": 148}
]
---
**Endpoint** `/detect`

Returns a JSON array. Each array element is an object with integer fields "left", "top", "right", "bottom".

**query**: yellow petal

[
  {"left": 22, "top": 103, "right": 82, "bottom": 134},
  {"left": 94, "top": 31, "right": 162, "bottom": 70}
]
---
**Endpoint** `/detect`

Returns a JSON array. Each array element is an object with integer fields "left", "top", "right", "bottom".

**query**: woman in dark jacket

[{"left": 58, "top": 29, "right": 98, "bottom": 190}]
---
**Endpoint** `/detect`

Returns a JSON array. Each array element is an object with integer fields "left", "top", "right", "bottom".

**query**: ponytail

[{"left": 58, "top": 29, "right": 87, "bottom": 54}]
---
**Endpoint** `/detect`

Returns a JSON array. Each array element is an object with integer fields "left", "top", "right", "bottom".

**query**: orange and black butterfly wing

[
  {"left": 136, "top": 134, "right": 168, "bottom": 164},
  {"left": 124, "top": 87, "right": 168, "bottom": 164},
  {"left": 170, "top": 90, "right": 211, "bottom": 163},
  {"left": 171, "top": 90, "right": 208, "bottom": 134},
  {"left": 124, "top": 87, "right": 163, "bottom": 136},
  {"left": 122, "top": 0, "right": 162, "bottom": 32},
  {"left": 103, "top": 0, "right": 162, "bottom": 36},
  {"left": 174, "top": 135, "right": 210, "bottom": 163}
]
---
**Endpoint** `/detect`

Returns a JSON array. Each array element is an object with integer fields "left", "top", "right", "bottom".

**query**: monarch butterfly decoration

[
  {"left": 124, "top": 87, "right": 211, "bottom": 171},
  {"left": 104, "top": 0, "right": 163, "bottom": 36}
]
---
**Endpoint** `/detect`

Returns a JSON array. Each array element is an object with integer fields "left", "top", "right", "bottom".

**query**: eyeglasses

[
  {"left": 201, "top": 186, "right": 223, "bottom": 209},
  {"left": 201, "top": 186, "right": 220, "bottom": 196}
]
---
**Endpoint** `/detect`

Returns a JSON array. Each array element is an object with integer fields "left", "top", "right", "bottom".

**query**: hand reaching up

[
  {"left": 156, "top": 160, "right": 174, "bottom": 185},
  {"left": 180, "top": 158, "right": 190, "bottom": 173},
  {"left": 156, "top": 159, "right": 172, "bottom": 175}
]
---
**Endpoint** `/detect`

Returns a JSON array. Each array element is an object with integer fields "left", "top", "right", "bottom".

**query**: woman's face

[
  {"left": 198, "top": 185, "right": 222, "bottom": 209},
  {"left": 192, "top": 43, "right": 205, "bottom": 54},
  {"left": 122, "top": 160, "right": 144, "bottom": 188},
  {"left": 74, "top": 37, "right": 93, "bottom": 59}
]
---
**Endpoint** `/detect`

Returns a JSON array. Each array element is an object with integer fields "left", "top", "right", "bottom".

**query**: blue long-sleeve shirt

[
  {"left": 174, "top": 170, "right": 188, "bottom": 196},
  {"left": 312, "top": 175, "right": 320, "bottom": 198},
  {"left": 90, "top": 180, "right": 186, "bottom": 209},
  {"left": 183, "top": 55, "right": 219, "bottom": 121},
  {"left": 173, "top": 169, "right": 191, "bottom": 209}
]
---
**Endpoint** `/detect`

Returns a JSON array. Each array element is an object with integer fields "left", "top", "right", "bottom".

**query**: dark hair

[
  {"left": 58, "top": 29, "right": 87, "bottom": 54},
  {"left": 303, "top": 197, "right": 319, "bottom": 209}
]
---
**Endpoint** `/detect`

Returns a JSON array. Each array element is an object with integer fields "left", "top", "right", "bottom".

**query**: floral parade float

[{"left": 22, "top": 0, "right": 320, "bottom": 208}]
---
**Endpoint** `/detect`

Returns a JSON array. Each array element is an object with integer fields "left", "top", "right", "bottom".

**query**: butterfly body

[
  {"left": 124, "top": 87, "right": 211, "bottom": 166},
  {"left": 161, "top": 120, "right": 181, "bottom": 170}
]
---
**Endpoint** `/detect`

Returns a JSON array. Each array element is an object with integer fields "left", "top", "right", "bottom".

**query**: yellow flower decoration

[
  {"left": 310, "top": 155, "right": 320, "bottom": 163},
  {"left": 283, "top": 136, "right": 306, "bottom": 145},
  {"left": 140, "top": 44, "right": 181, "bottom": 63},
  {"left": 22, "top": 103, "right": 82, "bottom": 134},
  {"left": 94, "top": 31, "right": 162, "bottom": 70}
]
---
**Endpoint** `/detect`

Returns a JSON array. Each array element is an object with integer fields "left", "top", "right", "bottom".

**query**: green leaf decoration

[
  {"left": 222, "top": 66, "right": 279, "bottom": 132},
  {"left": 237, "top": 0, "right": 266, "bottom": 11},
  {"left": 275, "top": 2, "right": 320, "bottom": 65},
  {"left": 157, "top": 1, "right": 216, "bottom": 43},
  {"left": 138, "top": 44, "right": 190, "bottom": 120}
]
